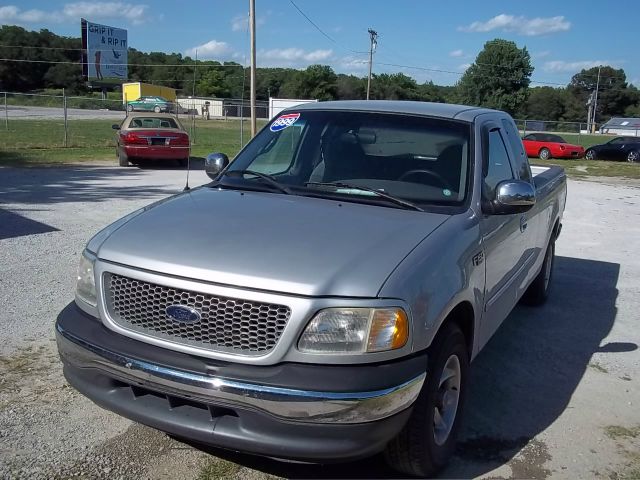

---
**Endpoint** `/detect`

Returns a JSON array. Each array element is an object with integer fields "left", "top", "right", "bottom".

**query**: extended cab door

[{"left": 479, "top": 121, "right": 536, "bottom": 347}]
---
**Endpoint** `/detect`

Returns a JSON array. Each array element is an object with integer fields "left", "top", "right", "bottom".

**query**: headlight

[
  {"left": 298, "top": 308, "right": 409, "bottom": 354},
  {"left": 76, "top": 250, "right": 97, "bottom": 307}
]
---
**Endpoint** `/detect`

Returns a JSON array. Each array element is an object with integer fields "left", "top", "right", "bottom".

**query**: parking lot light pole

[
  {"left": 4, "top": 92, "right": 8, "bottom": 130},
  {"left": 63, "top": 88, "right": 68, "bottom": 147}
]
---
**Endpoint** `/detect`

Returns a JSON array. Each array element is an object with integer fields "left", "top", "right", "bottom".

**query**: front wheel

[
  {"left": 154, "top": 106, "right": 161, "bottom": 113},
  {"left": 627, "top": 150, "right": 639, "bottom": 163},
  {"left": 585, "top": 149, "right": 596, "bottom": 160},
  {"left": 539, "top": 147, "right": 551, "bottom": 160},
  {"left": 384, "top": 323, "right": 469, "bottom": 477}
]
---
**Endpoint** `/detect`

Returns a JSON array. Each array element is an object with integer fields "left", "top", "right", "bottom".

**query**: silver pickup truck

[{"left": 56, "top": 101, "right": 566, "bottom": 477}]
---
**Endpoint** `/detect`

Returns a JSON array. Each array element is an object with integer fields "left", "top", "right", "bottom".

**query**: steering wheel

[{"left": 398, "top": 169, "right": 452, "bottom": 190}]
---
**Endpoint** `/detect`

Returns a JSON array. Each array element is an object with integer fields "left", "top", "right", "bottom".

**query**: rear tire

[
  {"left": 384, "top": 323, "right": 469, "bottom": 477},
  {"left": 126, "top": 104, "right": 133, "bottom": 112},
  {"left": 539, "top": 147, "right": 551, "bottom": 160},
  {"left": 522, "top": 241, "right": 555, "bottom": 306},
  {"left": 118, "top": 149, "right": 129, "bottom": 167},
  {"left": 154, "top": 106, "right": 161, "bottom": 113},
  {"left": 178, "top": 158, "right": 188, "bottom": 167}
]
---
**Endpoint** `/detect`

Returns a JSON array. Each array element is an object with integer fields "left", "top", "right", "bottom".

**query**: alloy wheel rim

[
  {"left": 433, "top": 354, "right": 461, "bottom": 446},
  {"left": 628, "top": 151, "right": 639, "bottom": 163},
  {"left": 586, "top": 150, "right": 594, "bottom": 160}
]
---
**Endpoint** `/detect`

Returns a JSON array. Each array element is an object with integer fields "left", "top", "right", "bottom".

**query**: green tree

[
  {"left": 567, "top": 66, "right": 639, "bottom": 122},
  {"left": 456, "top": 38, "right": 533, "bottom": 114},
  {"left": 285, "top": 65, "right": 338, "bottom": 100},
  {"left": 520, "top": 86, "right": 568, "bottom": 121},
  {"left": 336, "top": 74, "right": 366, "bottom": 100},
  {"left": 369, "top": 73, "right": 419, "bottom": 100}
]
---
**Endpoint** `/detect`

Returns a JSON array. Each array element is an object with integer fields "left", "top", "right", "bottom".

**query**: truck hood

[{"left": 96, "top": 187, "right": 449, "bottom": 297}]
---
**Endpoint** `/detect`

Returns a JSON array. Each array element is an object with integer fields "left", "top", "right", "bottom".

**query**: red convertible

[
  {"left": 113, "top": 113, "right": 190, "bottom": 167},
  {"left": 522, "top": 133, "right": 585, "bottom": 160}
]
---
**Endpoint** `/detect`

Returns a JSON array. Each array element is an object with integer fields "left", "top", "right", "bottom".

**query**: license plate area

[{"left": 150, "top": 138, "right": 168, "bottom": 146}]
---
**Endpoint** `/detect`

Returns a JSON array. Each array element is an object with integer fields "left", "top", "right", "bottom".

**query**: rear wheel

[
  {"left": 178, "top": 158, "right": 188, "bottom": 167},
  {"left": 118, "top": 148, "right": 129, "bottom": 167},
  {"left": 522, "top": 241, "right": 555, "bottom": 306},
  {"left": 384, "top": 323, "right": 469, "bottom": 477},
  {"left": 627, "top": 150, "right": 639, "bottom": 163},
  {"left": 126, "top": 104, "right": 134, "bottom": 112},
  {"left": 585, "top": 149, "right": 596, "bottom": 160},
  {"left": 154, "top": 106, "right": 161, "bottom": 113},
  {"left": 539, "top": 147, "right": 551, "bottom": 160}
]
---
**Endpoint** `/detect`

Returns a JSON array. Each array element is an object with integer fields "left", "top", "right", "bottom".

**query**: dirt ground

[{"left": 0, "top": 165, "right": 638, "bottom": 479}]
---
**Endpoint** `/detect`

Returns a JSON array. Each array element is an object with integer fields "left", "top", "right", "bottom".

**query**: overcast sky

[{"left": 1, "top": 0, "right": 638, "bottom": 87}]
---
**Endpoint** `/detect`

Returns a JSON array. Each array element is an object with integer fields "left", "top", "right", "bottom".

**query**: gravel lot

[{"left": 0, "top": 165, "right": 638, "bottom": 479}]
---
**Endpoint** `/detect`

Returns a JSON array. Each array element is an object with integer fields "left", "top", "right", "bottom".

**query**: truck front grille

[{"left": 104, "top": 273, "right": 291, "bottom": 354}]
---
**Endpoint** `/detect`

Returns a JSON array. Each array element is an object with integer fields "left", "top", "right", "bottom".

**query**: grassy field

[
  {"left": 0, "top": 118, "right": 264, "bottom": 166},
  {"left": 1, "top": 119, "right": 639, "bottom": 178}
]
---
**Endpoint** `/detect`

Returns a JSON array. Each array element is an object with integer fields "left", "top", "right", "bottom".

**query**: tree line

[{"left": 1, "top": 26, "right": 639, "bottom": 123}]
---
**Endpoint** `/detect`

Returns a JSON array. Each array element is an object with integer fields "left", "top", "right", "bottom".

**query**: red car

[
  {"left": 522, "top": 133, "right": 585, "bottom": 160},
  {"left": 113, "top": 113, "right": 190, "bottom": 167}
]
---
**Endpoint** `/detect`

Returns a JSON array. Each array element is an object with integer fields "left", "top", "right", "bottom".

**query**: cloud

[
  {"left": 449, "top": 49, "right": 464, "bottom": 58},
  {"left": 533, "top": 50, "right": 551, "bottom": 59},
  {"left": 185, "top": 40, "right": 235, "bottom": 59},
  {"left": 0, "top": 5, "right": 57, "bottom": 23},
  {"left": 0, "top": 2, "right": 149, "bottom": 25},
  {"left": 260, "top": 48, "right": 333, "bottom": 66},
  {"left": 63, "top": 2, "right": 149, "bottom": 25},
  {"left": 543, "top": 60, "right": 623, "bottom": 73},
  {"left": 459, "top": 14, "right": 571, "bottom": 36},
  {"left": 230, "top": 13, "right": 265, "bottom": 32},
  {"left": 458, "top": 63, "right": 472, "bottom": 71}
]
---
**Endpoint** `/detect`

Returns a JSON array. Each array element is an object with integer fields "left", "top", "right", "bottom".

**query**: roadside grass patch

[
  {"left": 605, "top": 425, "right": 640, "bottom": 440},
  {"left": 197, "top": 459, "right": 243, "bottom": 480}
]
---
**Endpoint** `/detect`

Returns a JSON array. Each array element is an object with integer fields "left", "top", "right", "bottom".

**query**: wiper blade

[
  {"left": 223, "top": 169, "right": 293, "bottom": 195},
  {"left": 305, "top": 182, "right": 424, "bottom": 212}
]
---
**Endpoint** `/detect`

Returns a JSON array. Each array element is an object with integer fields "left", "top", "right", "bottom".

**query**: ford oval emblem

[{"left": 166, "top": 305, "right": 201, "bottom": 323}]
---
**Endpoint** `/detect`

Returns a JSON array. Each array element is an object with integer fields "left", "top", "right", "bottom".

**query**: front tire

[
  {"left": 384, "top": 323, "right": 469, "bottom": 477},
  {"left": 539, "top": 147, "right": 551, "bottom": 160},
  {"left": 522, "top": 241, "right": 555, "bottom": 306},
  {"left": 585, "top": 149, "right": 596, "bottom": 160},
  {"left": 627, "top": 150, "right": 639, "bottom": 163},
  {"left": 154, "top": 106, "right": 161, "bottom": 113}
]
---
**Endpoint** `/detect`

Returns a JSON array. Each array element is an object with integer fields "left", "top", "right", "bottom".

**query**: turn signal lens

[{"left": 367, "top": 309, "right": 409, "bottom": 352}]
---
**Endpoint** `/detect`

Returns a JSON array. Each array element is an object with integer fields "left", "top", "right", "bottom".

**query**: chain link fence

[
  {"left": 0, "top": 91, "right": 267, "bottom": 155},
  {"left": 514, "top": 119, "right": 603, "bottom": 137}
]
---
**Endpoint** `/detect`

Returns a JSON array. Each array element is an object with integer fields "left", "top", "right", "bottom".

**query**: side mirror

[
  {"left": 112, "top": 124, "right": 120, "bottom": 130},
  {"left": 205, "top": 153, "right": 230, "bottom": 180},
  {"left": 490, "top": 180, "right": 536, "bottom": 215}
]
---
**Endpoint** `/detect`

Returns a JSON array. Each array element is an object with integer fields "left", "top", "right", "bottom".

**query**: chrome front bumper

[{"left": 56, "top": 323, "right": 425, "bottom": 424}]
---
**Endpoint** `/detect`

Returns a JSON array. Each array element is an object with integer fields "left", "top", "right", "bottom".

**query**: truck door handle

[{"left": 520, "top": 216, "right": 528, "bottom": 233}]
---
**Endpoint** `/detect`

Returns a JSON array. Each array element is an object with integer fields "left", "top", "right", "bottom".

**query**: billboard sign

[{"left": 81, "top": 19, "right": 128, "bottom": 85}]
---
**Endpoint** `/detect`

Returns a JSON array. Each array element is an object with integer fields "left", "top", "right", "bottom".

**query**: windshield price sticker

[{"left": 270, "top": 113, "right": 300, "bottom": 132}]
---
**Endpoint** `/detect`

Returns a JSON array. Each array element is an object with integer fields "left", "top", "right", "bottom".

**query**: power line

[
  {"left": 287, "top": 0, "right": 367, "bottom": 55},
  {"left": 0, "top": 58, "right": 244, "bottom": 67}
]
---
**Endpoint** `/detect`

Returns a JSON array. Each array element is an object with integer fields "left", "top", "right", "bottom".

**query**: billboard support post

[
  {"left": 63, "top": 88, "right": 68, "bottom": 147},
  {"left": 4, "top": 92, "right": 8, "bottom": 131}
]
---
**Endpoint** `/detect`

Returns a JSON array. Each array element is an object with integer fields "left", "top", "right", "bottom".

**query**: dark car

[{"left": 585, "top": 136, "right": 640, "bottom": 162}]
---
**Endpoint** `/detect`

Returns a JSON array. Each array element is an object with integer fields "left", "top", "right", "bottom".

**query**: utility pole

[
  {"left": 592, "top": 66, "right": 601, "bottom": 134},
  {"left": 366, "top": 28, "right": 378, "bottom": 100},
  {"left": 249, "top": 0, "right": 257, "bottom": 137}
]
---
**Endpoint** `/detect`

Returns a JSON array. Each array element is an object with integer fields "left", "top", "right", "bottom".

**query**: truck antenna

[{"left": 183, "top": 151, "right": 191, "bottom": 192}]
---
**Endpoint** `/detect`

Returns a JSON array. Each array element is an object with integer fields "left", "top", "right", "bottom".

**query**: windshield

[
  {"left": 226, "top": 110, "right": 471, "bottom": 206},
  {"left": 127, "top": 117, "right": 180, "bottom": 129}
]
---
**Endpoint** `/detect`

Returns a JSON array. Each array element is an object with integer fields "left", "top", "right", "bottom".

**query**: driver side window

[{"left": 485, "top": 129, "right": 515, "bottom": 199}]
